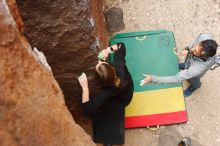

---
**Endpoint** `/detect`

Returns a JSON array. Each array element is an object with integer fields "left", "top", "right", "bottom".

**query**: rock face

[
  {"left": 0, "top": 0, "right": 96, "bottom": 146},
  {"left": 104, "top": 7, "right": 125, "bottom": 33},
  {"left": 15, "top": 0, "right": 108, "bottom": 123},
  {"left": 90, "top": 0, "right": 109, "bottom": 49}
]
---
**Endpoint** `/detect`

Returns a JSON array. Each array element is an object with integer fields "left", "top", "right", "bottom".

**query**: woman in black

[{"left": 78, "top": 43, "right": 134, "bottom": 146}]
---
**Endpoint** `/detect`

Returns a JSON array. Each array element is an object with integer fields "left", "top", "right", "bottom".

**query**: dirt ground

[{"left": 104, "top": 0, "right": 220, "bottom": 146}]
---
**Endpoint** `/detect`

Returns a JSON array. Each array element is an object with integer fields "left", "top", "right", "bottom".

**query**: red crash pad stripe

[{"left": 125, "top": 110, "right": 187, "bottom": 128}]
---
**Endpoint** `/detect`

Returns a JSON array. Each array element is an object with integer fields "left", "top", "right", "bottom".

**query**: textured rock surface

[
  {"left": 15, "top": 0, "right": 108, "bottom": 121},
  {"left": 6, "top": 0, "right": 24, "bottom": 33},
  {"left": 104, "top": 7, "right": 125, "bottom": 33},
  {"left": 90, "top": 0, "right": 109, "bottom": 49},
  {"left": 0, "top": 1, "right": 95, "bottom": 146}
]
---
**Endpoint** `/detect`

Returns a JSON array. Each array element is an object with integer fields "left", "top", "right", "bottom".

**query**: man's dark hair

[{"left": 200, "top": 40, "right": 218, "bottom": 58}]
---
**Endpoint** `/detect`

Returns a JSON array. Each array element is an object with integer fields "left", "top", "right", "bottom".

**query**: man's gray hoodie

[{"left": 152, "top": 33, "right": 215, "bottom": 84}]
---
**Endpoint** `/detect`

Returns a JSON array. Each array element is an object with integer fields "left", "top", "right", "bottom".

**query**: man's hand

[
  {"left": 140, "top": 74, "right": 153, "bottom": 86},
  {"left": 78, "top": 73, "right": 88, "bottom": 90},
  {"left": 180, "top": 49, "right": 189, "bottom": 60}
]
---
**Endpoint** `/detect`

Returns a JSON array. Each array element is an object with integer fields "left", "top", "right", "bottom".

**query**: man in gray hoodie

[{"left": 140, "top": 33, "right": 218, "bottom": 97}]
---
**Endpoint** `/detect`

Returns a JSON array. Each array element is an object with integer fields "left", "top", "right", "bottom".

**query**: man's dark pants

[{"left": 179, "top": 63, "right": 201, "bottom": 96}]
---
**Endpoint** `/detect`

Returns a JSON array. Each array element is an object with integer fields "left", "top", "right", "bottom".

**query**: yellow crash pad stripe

[{"left": 125, "top": 87, "right": 185, "bottom": 117}]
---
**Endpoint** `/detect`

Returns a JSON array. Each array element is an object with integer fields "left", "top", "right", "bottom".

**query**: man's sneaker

[{"left": 183, "top": 86, "right": 194, "bottom": 97}]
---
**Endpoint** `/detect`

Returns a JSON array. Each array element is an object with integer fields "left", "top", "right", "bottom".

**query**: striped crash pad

[{"left": 109, "top": 30, "right": 187, "bottom": 128}]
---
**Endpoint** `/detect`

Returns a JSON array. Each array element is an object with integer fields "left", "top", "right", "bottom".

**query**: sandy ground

[{"left": 104, "top": 0, "right": 220, "bottom": 146}]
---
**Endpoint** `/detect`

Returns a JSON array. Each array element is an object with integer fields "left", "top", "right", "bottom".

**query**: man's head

[{"left": 191, "top": 40, "right": 218, "bottom": 58}]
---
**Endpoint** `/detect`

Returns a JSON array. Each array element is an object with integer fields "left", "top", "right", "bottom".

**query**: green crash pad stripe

[{"left": 110, "top": 30, "right": 181, "bottom": 92}]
